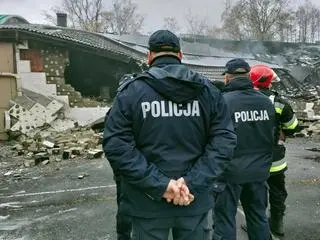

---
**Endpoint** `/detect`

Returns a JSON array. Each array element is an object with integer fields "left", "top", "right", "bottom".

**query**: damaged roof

[
  {"left": 104, "top": 33, "right": 282, "bottom": 68},
  {"left": 0, "top": 24, "right": 144, "bottom": 63},
  {"left": 0, "top": 20, "right": 282, "bottom": 81},
  {"left": 0, "top": 15, "right": 29, "bottom": 25}
]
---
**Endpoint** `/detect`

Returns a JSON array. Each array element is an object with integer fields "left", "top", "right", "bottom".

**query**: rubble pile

[
  {"left": 11, "top": 127, "right": 104, "bottom": 167},
  {"left": 280, "top": 45, "right": 320, "bottom": 68},
  {"left": 8, "top": 89, "right": 70, "bottom": 138},
  {"left": 295, "top": 120, "right": 320, "bottom": 138},
  {"left": 4, "top": 89, "right": 105, "bottom": 167},
  {"left": 256, "top": 44, "right": 320, "bottom": 101}
]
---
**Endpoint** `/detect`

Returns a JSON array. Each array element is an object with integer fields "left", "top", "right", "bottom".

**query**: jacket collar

[
  {"left": 259, "top": 88, "right": 278, "bottom": 96},
  {"left": 150, "top": 56, "right": 181, "bottom": 67},
  {"left": 223, "top": 76, "right": 253, "bottom": 92}
]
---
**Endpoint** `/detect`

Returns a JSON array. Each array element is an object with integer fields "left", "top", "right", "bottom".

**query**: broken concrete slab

[
  {"left": 42, "top": 160, "right": 50, "bottom": 165},
  {"left": 87, "top": 149, "right": 104, "bottom": 159},
  {"left": 42, "top": 139, "right": 55, "bottom": 148},
  {"left": 65, "top": 107, "right": 109, "bottom": 127},
  {"left": 9, "top": 102, "right": 63, "bottom": 136},
  {"left": 34, "top": 152, "right": 50, "bottom": 165}
]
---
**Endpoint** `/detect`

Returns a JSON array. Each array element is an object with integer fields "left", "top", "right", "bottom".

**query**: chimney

[{"left": 56, "top": 13, "right": 67, "bottom": 27}]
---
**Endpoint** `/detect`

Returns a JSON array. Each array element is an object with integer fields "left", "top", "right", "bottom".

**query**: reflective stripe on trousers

[{"left": 270, "top": 159, "right": 287, "bottom": 173}]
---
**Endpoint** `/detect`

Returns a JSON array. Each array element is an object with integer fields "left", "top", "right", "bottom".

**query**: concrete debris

[
  {"left": 304, "top": 120, "right": 320, "bottom": 135},
  {"left": 6, "top": 126, "right": 104, "bottom": 168},
  {"left": 87, "top": 149, "right": 104, "bottom": 159},
  {"left": 9, "top": 100, "right": 64, "bottom": 137},
  {"left": 2, "top": 89, "right": 108, "bottom": 168},
  {"left": 4, "top": 170, "right": 13, "bottom": 176},
  {"left": 295, "top": 120, "right": 320, "bottom": 137},
  {"left": 77, "top": 174, "right": 89, "bottom": 179},
  {"left": 34, "top": 152, "right": 50, "bottom": 165},
  {"left": 43, "top": 139, "right": 55, "bottom": 148},
  {"left": 42, "top": 160, "right": 50, "bottom": 165},
  {"left": 24, "top": 160, "right": 34, "bottom": 168}
]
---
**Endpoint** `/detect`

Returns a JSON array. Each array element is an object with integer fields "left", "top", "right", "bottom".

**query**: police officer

[
  {"left": 249, "top": 65, "right": 299, "bottom": 236},
  {"left": 213, "top": 58, "right": 275, "bottom": 240},
  {"left": 103, "top": 29, "right": 237, "bottom": 240},
  {"left": 104, "top": 107, "right": 132, "bottom": 240},
  {"left": 113, "top": 172, "right": 132, "bottom": 240}
]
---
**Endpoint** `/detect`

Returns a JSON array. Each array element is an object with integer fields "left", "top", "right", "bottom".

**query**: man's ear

[
  {"left": 147, "top": 51, "right": 152, "bottom": 65},
  {"left": 224, "top": 75, "right": 231, "bottom": 85},
  {"left": 177, "top": 51, "right": 183, "bottom": 60}
]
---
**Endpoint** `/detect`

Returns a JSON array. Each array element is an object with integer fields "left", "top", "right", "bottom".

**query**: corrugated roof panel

[
  {"left": 0, "top": 15, "right": 8, "bottom": 24},
  {"left": 0, "top": 24, "right": 137, "bottom": 61}
]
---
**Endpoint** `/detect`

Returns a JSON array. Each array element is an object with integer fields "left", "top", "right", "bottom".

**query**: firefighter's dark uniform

[
  {"left": 213, "top": 59, "right": 276, "bottom": 240},
  {"left": 260, "top": 89, "right": 299, "bottom": 236},
  {"left": 103, "top": 30, "right": 237, "bottom": 240}
]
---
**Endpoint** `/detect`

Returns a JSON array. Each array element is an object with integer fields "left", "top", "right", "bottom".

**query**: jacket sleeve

[
  {"left": 278, "top": 99, "right": 299, "bottom": 135},
  {"left": 184, "top": 86, "right": 237, "bottom": 193},
  {"left": 102, "top": 89, "right": 170, "bottom": 201}
]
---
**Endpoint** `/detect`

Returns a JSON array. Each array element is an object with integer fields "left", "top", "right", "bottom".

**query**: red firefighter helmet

[{"left": 249, "top": 65, "right": 280, "bottom": 89}]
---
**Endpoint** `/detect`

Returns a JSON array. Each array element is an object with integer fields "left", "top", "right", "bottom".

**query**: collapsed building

[
  {"left": 0, "top": 14, "right": 319, "bottom": 166},
  {"left": 0, "top": 14, "right": 286, "bottom": 140}
]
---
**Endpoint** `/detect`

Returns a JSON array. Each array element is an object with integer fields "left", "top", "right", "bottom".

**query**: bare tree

[
  {"left": 163, "top": 17, "right": 180, "bottom": 33},
  {"left": 296, "top": 3, "right": 310, "bottom": 42},
  {"left": 276, "top": 12, "right": 295, "bottom": 42},
  {"left": 221, "top": 0, "right": 290, "bottom": 40},
  {"left": 43, "top": 0, "right": 103, "bottom": 32},
  {"left": 221, "top": 1, "right": 248, "bottom": 40},
  {"left": 101, "top": 0, "right": 144, "bottom": 35},
  {"left": 309, "top": 7, "right": 320, "bottom": 43},
  {"left": 185, "top": 10, "right": 210, "bottom": 35},
  {"left": 295, "top": 0, "right": 320, "bottom": 43}
]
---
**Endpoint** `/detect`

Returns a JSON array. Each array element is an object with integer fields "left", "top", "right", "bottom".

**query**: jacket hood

[
  {"left": 223, "top": 76, "right": 253, "bottom": 92},
  {"left": 142, "top": 56, "right": 205, "bottom": 103}
]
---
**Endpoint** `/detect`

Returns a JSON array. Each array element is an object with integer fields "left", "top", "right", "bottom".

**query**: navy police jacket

[
  {"left": 103, "top": 56, "right": 237, "bottom": 218},
  {"left": 222, "top": 77, "right": 276, "bottom": 184}
]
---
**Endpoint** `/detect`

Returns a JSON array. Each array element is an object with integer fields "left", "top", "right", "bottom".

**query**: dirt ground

[{"left": 0, "top": 136, "right": 319, "bottom": 240}]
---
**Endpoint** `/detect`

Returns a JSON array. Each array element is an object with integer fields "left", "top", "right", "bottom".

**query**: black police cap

[
  {"left": 148, "top": 30, "right": 181, "bottom": 53},
  {"left": 222, "top": 58, "right": 251, "bottom": 75}
]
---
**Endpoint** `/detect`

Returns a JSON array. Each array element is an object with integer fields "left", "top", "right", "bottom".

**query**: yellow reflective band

[
  {"left": 283, "top": 117, "right": 298, "bottom": 130},
  {"left": 270, "top": 162, "right": 287, "bottom": 172},
  {"left": 275, "top": 107, "right": 282, "bottom": 114}
]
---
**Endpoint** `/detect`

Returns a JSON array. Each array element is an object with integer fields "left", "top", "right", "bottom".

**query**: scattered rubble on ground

[
  {"left": 9, "top": 126, "right": 104, "bottom": 167},
  {"left": 0, "top": 89, "right": 106, "bottom": 170},
  {"left": 294, "top": 119, "right": 320, "bottom": 137}
]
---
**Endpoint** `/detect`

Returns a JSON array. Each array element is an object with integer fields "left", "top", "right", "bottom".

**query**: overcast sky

[{"left": 1, "top": 0, "right": 320, "bottom": 34}]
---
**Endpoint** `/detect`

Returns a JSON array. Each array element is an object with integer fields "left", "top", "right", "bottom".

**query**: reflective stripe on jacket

[{"left": 268, "top": 92, "right": 299, "bottom": 173}]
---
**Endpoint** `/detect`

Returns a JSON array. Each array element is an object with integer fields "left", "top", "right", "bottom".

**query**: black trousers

[
  {"left": 116, "top": 179, "right": 132, "bottom": 240},
  {"left": 213, "top": 182, "right": 270, "bottom": 240},
  {"left": 267, "top": 172, "right": 287, "bottom": 215},
  {"left": 131, "top": 212, "right": 210, "bottom": 240}
]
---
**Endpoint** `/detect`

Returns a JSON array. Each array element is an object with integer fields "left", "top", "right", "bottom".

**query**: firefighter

[{"left": 249, "top": 65, "right": 299, "bottom": 236}]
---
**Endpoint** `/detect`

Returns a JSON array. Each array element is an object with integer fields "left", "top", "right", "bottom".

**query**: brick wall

[{"left": 20, "top": 44, "right": 101, "bottom": 107}]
